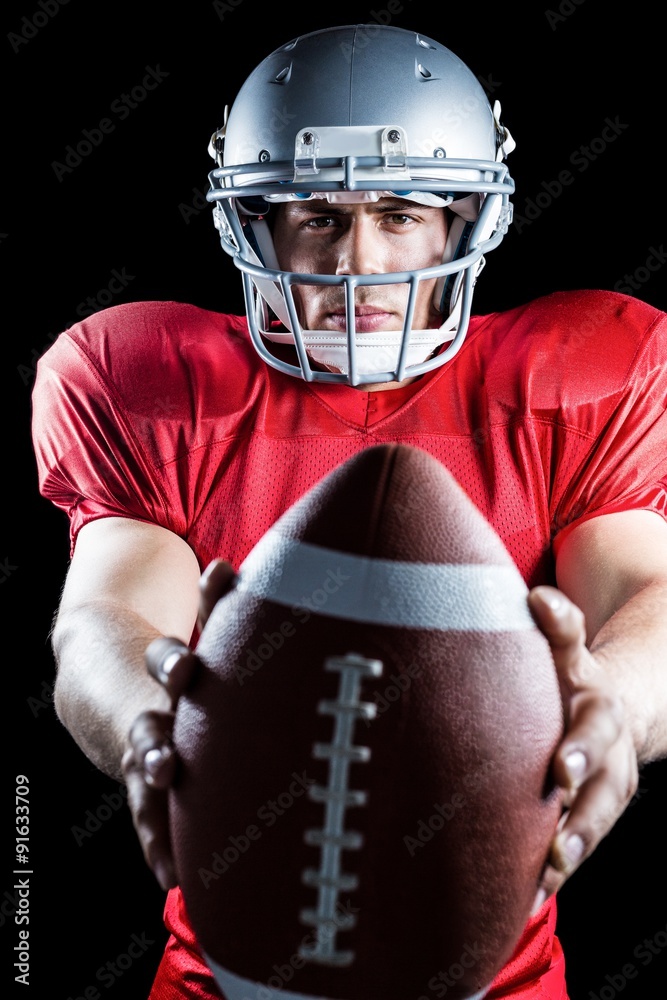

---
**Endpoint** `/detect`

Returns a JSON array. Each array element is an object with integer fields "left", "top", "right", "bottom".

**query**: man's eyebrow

[
  {"left": 285, "top": 199, "right": 424, "bottom": 216},
  {"left": 286, "top": 202, "right": 343, "bottom": 216}
]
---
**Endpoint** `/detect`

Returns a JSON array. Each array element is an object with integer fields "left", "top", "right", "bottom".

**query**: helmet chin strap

[{"left": 265, "top": 328, "right": 456, "bottom": 377}]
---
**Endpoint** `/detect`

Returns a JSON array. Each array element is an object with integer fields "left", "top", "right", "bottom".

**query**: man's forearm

[
  {"left": 52, "top": 600, "right": 170, "bottom": 781},
  {"left": 588, "top": 580, "right": 667, "bottom": 765}
]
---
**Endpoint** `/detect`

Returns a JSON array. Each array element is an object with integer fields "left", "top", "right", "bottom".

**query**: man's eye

[{"left": 305, "top": 216, "right": 335, "bottom": 228}]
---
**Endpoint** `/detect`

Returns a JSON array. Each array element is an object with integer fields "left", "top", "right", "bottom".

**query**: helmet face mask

[{"left": 207, "top": 24, "right": 515, "bottom": 386}]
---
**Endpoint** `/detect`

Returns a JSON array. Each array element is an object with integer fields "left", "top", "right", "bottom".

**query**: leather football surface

[{"left": 169, "top": 443, "right": 564, "bottom": 1000}]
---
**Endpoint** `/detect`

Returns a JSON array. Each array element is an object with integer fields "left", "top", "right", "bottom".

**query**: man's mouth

[{"left": 325, "top": 305, "right": 397, "bottom": 333}]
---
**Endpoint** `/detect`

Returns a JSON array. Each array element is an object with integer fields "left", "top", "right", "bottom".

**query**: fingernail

[
  {"left": 542, "top": 591, "right": 563, "bottom": 613},
  {"left": 553, "top": 830, "right": 585, "bottom": 874},
  {"left": 144, "top": 745, "right": 172, "bottom": 783},
  {"left": 530, "top": 888, "right": 547, "bottom": 916},
  {"left": 564, "top": 749, "right": 587, "bottom": 787},
  {"left": 200, "top": 560, "right": 219, "bottom": 585},
  {"left": 157, "top": 648, "right": 187, "bottom": 684},
  {"left": 562, "top": 833, "right": 585, "bottom": 869}
]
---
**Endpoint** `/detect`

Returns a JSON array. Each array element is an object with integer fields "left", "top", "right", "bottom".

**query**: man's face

[{"left": 271, "top": 197, "right": 448, "bottom": 333}]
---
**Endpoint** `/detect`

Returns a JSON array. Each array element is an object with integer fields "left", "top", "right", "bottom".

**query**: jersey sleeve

[
  {"left": 31, "top": 316, "right": 181, "bottom": 554},
  {"left": 551, "top": 300, "right": 667, "bottom": 553},
  {"left": 32, "top": 301, "right": 259, "bottom": 557}
]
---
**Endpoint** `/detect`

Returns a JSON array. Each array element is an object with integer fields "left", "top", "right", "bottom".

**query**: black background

[{"left": 3, "top": 2, "right": 667, "bottom": 998}]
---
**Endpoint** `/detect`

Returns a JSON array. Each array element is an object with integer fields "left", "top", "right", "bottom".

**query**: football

[{"left": 169, "top": 443, "right": 564, "bottom": 1000}]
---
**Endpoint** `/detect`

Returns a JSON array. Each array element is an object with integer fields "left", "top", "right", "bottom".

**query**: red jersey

[{"left": 32, "top": 288, "right": 667, "bottom": 999}]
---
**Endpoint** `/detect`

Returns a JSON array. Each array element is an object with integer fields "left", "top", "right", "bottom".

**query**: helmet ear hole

[{"left": 237, "top": 196, "right": 270, "bottom": 216}]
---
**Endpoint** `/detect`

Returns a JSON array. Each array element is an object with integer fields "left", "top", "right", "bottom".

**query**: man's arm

[
  {"left": 52, "top": 516, "right": 202, "bottom": 782},
  {"left": 556, "top": 508, "right": 667, "bottom": 764},
  {"left": 530, "top": 507, "right": 667, "bottom": 906}
]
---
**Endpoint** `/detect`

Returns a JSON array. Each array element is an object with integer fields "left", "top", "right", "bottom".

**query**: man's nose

[{"left": 335, "top": 221, "right": 384, "bottom": 276}]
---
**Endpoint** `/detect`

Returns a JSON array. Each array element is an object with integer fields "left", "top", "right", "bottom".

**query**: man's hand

[
  {"left": 121, "top": 559, "right": 237, "bottom": 890},
  {"left": 527, "top": 586, "right": 639, "bottom": 913}
]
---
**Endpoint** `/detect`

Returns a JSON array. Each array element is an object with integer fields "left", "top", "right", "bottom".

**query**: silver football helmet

[{"left": 207, "top": 24, "right": 515, "bottom": 386}]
